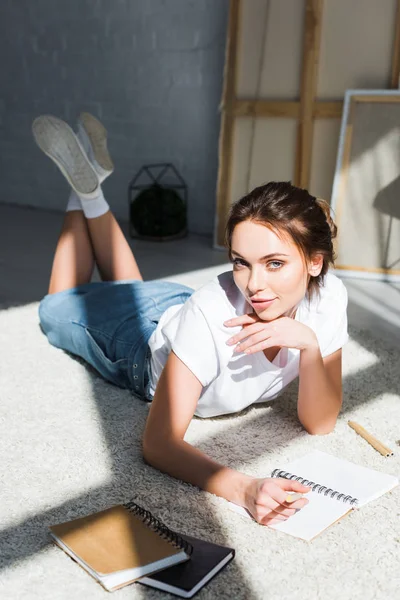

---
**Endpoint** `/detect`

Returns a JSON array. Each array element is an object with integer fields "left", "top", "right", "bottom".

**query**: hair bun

[{"left": 315, "top": 197, "right": 337, "bottom": 239}]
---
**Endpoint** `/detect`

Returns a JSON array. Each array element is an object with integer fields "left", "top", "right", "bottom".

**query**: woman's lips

[{"left": 250, "top": 298, "right": 276, "bottom": 309}]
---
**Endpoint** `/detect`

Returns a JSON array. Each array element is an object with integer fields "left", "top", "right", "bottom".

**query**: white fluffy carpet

[{"left": 1, "top": 283, "right": 400, "bottom": 600}]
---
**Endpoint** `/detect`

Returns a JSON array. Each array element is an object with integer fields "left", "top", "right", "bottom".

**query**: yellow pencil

[
  {"left": 285, "top": 492, "right": 304, "bottom": 503},
  {"left": 348, "top": 420, "right": 393, "bottom": 457}
]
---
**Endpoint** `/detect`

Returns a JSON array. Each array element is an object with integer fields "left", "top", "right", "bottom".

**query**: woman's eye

[
  {"left": 268, "top": 261, "right": 284, "bottom": 270},
  {"left": 232, "top": 258, "right": 247, "bottom": 267}
]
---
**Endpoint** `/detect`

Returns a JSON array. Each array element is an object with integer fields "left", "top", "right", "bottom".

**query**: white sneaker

[
  {"left": 32, "top": 115, "right": 100, "bottom": 199},
  {"left": 77, "top": 112, "right": 114, "bottom": 182}
]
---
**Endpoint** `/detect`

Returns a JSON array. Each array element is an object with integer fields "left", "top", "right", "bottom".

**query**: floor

[
  {"left": 1, "top": 203, "right": 400, "bottom": 600},
  {"left": 1, "top": 203, "right": 399, "bottom": 350}
]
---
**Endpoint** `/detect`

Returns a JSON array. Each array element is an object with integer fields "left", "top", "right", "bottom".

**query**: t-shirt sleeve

[
  {"left": 318, "top": 278, "right": 349, "bottom": 357},
  {"left": 167, "top": 300, "right": 219, "bottom": 387}
]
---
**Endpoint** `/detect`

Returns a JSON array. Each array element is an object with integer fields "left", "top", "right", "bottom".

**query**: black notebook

[
  {"left": 49, "top": 501, "right": 192, "bottom": 591},
  {"left": 138, "top": 534, "right": 235, "bottom": 598}
]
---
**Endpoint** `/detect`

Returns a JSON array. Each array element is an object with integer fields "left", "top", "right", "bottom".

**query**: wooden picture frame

[
  {"left": 214, "top": 0, "right": 400, "bottom": 251},
  {"left": 331, "top": 90, "right": 400, "bottom": 282}
]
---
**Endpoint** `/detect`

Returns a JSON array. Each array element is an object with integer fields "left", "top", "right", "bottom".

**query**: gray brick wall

[{"left": 0, "top": 0, "right": 229, "bottom": 235}]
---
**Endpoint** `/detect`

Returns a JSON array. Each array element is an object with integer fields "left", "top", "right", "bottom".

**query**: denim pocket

[{"left": 85, "top": 328, "right": 129, "bottom": 388}]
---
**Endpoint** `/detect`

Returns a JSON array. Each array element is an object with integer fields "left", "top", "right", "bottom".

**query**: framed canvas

[{"left": 331, "top": 89, "right": 400, "bottom": 281}]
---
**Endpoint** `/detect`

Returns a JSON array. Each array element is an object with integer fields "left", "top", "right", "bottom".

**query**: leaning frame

[{"left": 330, "top": 89, "right": 400, "bottom": 282}]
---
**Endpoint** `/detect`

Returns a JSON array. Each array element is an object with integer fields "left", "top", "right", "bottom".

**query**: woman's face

[{"left": 230, "top": 220, "right": 322, "bottom": 321}]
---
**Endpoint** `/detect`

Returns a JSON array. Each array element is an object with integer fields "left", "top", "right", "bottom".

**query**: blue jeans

[{"left": 39, "top": 279, "right": 194, "bottom": 399}]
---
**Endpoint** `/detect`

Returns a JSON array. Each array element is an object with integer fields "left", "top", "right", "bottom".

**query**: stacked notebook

[
  {"left": 228, "top": 450, "right": 398, "bottom": 540},
  {"left": 139, "top": 533, "right": 235, "bottom": 598},
  {"left": 49, "top": 500, "right": 234, "bottom": 596}
]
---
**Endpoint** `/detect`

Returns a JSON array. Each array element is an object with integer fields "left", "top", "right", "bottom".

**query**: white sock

[
  {"left": 66, "top": 190, "right": 82, "bottom": 212},
  {"left": 77, "top": 186, "right": 110, "bottom": 219}
]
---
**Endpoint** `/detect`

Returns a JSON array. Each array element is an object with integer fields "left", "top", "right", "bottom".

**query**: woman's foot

[
  {"left": 32, "top": 115, "right": 100, "bottom": 199},
  {"left": 33, "top": 114, "right": 110, "bottom": 218},
  {"left": 77, "top": 112, "right": 114, "bottom": 182}
]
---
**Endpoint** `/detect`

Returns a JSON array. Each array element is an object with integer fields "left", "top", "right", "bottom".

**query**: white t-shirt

[{"left": 147, "top": 271, "right": 348, "bottom": 418}]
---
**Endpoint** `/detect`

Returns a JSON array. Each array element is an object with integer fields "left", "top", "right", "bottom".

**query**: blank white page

[
  {"left": 270, "top": 491, "right": 351, "bottom": 541},
  {"left": 278, "top": 450, "right": 398, "bottom": 507},
  {"left": 228, "top": 495, "right": 350, "bottom": 541},
  {"left": 228, "top": 451, "right": 398, "bottom": 541}
]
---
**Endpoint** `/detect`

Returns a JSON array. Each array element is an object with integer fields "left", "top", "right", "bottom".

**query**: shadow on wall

[
  {"left": 0, "top": 0, "right": 229, "bottom": 235},
  {"left": 373, "top": 174, "right": 400, "bottom": 270}
]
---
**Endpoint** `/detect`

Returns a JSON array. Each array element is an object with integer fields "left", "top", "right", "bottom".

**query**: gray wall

[{"left": 0, "top": 0, "right": 228, "bottom": 235}]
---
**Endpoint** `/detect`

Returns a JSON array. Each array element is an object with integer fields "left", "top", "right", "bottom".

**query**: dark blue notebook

[{"left": 138, "top": 533, "right": 235, "bottom": 598}]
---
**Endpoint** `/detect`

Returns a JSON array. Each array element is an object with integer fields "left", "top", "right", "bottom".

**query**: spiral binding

[
  {"left": 123, "top": 500, "right": 194, "bottom": 555},
  {"left": 271, "top": 469, "right": 359, "bottom": 507}
]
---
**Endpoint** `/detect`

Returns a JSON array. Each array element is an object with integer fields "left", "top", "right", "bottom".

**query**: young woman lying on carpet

[{"left": 33, "top": 113, "right": 348, "bottom": 527}]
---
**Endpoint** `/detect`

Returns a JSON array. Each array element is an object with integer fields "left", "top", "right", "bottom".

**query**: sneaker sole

[
  {"left": 32, "top": 115, "right": 98, "bottom": 196},
  {"left": 78, "top": 112, "right": 114, "bottom": 172}
]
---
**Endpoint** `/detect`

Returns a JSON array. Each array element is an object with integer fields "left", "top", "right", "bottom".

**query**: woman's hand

[
  {"left": 224, "top": 313, "right": 319, "bottom": 355},
  {"left": 244, "top": 477, "right": 311, "bottom": 525}
]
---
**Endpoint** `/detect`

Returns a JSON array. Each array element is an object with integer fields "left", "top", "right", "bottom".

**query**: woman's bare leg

[
  {"left": 33, "top": 113, "right": 142, "bottom": 285},
  {"left": 48, "top": 210, "right": 95, "bottom": 294},
  {"left": 86, "top": 209, "right": 143, "bottom": 282}
]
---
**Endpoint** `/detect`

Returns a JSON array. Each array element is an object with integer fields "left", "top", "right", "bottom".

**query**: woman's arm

[
  {"left": 142, "top": 351, "right": 251, "bottom": 506},
  {"left": 297, "top": 347, "right": 343, "bottom": 435},
  {"left": 143, "top": 351, "right": 311, "bottom": 523},
  {"left": 223, "top": 313, "right": 344, "bottom": 435}
]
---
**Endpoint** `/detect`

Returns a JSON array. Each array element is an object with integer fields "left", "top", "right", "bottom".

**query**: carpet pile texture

[{"left": 1, "top": 286, "right": 399, "bottom": 600}]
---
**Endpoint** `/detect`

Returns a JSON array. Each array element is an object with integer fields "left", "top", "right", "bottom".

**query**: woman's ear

[{"left": 308, "top": 254, "right": 324, "bottom": 277}]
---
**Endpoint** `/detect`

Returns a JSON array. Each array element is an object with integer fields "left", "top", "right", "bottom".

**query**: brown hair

[{"left": 225, "top": 181, "right": 337, "bottom": 300}]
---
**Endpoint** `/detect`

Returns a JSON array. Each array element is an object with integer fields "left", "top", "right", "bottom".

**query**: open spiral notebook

[{"left": 228, "top": 450, "right": 398, "bottom": 541}]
